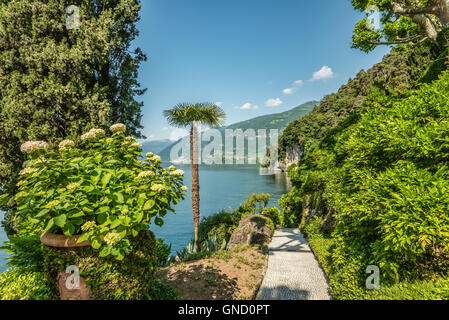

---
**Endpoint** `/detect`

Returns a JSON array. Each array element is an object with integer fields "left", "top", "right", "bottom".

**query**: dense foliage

[
  {"left": 280, "top": 64, "right": 449, "bottom": 298},
  {"left": 0, "top": 124, "right": 187, "bottom": 260},
  {"left": 0, "top": 0, "right": 147, "bottom": 208},
  {"left": 0, "top": 268, "right": 54, "bottom": 300}
]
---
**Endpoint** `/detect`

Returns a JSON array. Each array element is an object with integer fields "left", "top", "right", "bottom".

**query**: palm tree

[{"left": 164, "top": 102, "right": 226, "bottom": 251}]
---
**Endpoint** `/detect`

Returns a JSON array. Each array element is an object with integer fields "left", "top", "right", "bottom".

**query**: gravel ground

[{"left": 257, "top": 228, "right": 332, "bottom": 300}]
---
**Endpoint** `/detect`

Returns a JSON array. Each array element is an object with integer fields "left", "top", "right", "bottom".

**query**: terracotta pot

[
  {"left": 40, "top": 230, "right": 91, "bottom": 300},
  {"left": 40, "top": 230, "right": 90, "bottom": 248}
]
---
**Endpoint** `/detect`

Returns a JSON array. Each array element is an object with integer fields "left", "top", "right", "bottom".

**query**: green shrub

[
  {"left": 42, "top": 229, "right": 157, "bottom": 300},
  {"left": 0, "top": 235, "right": 44, "bottom": 272},
  {"left": 0, "top": 268, "right": 54, "bottom": 300},
  {"left": 305, "top": 217, "right": 449, "bottom": 300},
  {"left": 146, "top": 279, "right": 180, "bottom": 300},
  {"left": 198, "top": 209, "right": 241, "bottom": 245},
  {"left": 155, "top": 238, "right": 171, "bottom": 267},
  {"left": 242, "top": 193, "right": 271, "bottom": 214},
  {"left": 176, "top": 234, "right": 226, "bottom": 261},
  {"left": 262, "top": 207, "right": 283, "bottom": 227},
  {"left": 279, "top": 187, "right": 304, "bottom": 228},
  {"left": 365, "top": 278, "right": 449, "bottom": 300},
  {"left": 0, "top": 124, "right": 186, "bottom": 260}
]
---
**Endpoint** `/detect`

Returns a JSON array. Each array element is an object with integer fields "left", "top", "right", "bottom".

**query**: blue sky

[{"left": 136, "top": 0, "right": 390, "bottom": 141}]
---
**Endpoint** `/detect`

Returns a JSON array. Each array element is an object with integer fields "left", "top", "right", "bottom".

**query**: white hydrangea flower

[
  {"left": 58, "top": 139, "right": 75, "bottom": 149},
  {"left": 170, "top": 169, "right": 184, "bottom": 176},
  {"left": 150, "top": 155, "right": 162, "bottom": 162},
  {"left": 90, "top": 128, "right": 105, "bottom": 136},
  {"left": 20, "top": 141, "right": 49, "bottom": 153},
  {"left": 151, "top": 184, "right": 166, "bottom": 192},
  {"left": 104, "top": 232, "right": 121, "bottom": 245},
  {"left": 145, "top": 152, "right": 154, "bottom": 158},
  {"left": 81, "top": 221, "right": 96, "bottom": 232},
  {"left": 110, "top": 123, "right": 127, "bottom": 133},
  {"left": 131, "top": 142, "right": 142, "bottom": 148},
  {"left": 81, "top": 128, "right": 105, "bottom": 140},
  {"left": 136, "top": 171, "right": 155, "bottom": 179},
  {"left": 168, "top": 165, "right": 176, "bottom": 171}
]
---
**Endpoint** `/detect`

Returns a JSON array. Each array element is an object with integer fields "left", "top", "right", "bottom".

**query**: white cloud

[
  {"left": 161, "top": 126, "right": 170, "bottom": 131},
  {"left": 215, "top": 101, "right": 223, "bottom": 107},
  {"left": 240, "top": 102, "right": 252, "bottom": 110},
  {"left": 312, "top": 66, "right": 334, "bottom": 81},
  {"left": 239, "top": 102, "right": 259, "bottom": 110},
  {"left": 265, "top": 98, "right": 283, "bottom": 107},
  {"left": 282, "top": 80, "right": 303, "bottom": 95}
]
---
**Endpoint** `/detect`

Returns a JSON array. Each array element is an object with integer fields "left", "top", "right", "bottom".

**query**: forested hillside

[
  {"left": 227, "top": 101, "right": 318, "bottom": 131},
  {"left": 278, "top": 30, "right": 449, "bottom": 299},
  {"left": 278, "top": 41, "right": 442, "bottom": 162}
]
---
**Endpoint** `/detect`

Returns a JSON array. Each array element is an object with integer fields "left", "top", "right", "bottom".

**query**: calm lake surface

[{"left": 0, "top": 165, "right": 289, "bottom": 272}]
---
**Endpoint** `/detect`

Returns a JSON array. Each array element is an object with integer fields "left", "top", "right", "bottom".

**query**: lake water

[{"left": 0, "top": 165, "right": 289, "bottom": 272}]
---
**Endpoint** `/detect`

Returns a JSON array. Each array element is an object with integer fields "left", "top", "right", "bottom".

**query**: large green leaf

[
  {"left": 143, "top": 199, "right": 155, "bottom": 210},
  {"left": 101, "top": 172, "right": 113, "bottom": 188},
  {"left": 54, "top": 214, "right": 67, "bottom": 227},
  {"left": 90, "top": 236, "right": 102, "bottom": 249}
]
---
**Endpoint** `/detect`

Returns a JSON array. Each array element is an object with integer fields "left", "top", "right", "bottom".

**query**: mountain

[
  {"left": 141, "top": 139, "right": 173, "bottom": 155},
  {"left": 158, "top": 101, "right": 319, "bottom": 163},
  {"left": 227, "top": 101, "right": 318, "bottom": 131}
]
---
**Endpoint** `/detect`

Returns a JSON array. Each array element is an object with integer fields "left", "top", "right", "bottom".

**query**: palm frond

[{"left": 163, "top": 102, "right": 226, "bottom": 128}]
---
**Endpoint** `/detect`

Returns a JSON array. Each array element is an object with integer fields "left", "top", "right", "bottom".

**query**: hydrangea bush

[{"left": 1, "top": 124, "right": 187, "bottom": 260}]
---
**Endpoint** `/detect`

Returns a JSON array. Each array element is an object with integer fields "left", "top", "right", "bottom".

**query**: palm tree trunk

[{"left": 190, "top": 124, "right": 200, "bottom": 251}]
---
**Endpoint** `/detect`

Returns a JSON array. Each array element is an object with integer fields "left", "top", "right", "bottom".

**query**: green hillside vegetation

[
  {"left": 159, "top": 101, "right": 318, "bottom": 163},
  {"left": 227, "top": 101, "right": 318, "bottom": 131},
  {"left": 278, "top": 41, "right": 442, "bottom": 161},
  {"left": 278, "top": 32, "right": 449, "bottom": 299}
]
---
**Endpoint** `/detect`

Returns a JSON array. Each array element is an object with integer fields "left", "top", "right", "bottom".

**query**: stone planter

[
  {"left": 40, "top": 230, "right": 90, "bottom": 248},
  {"left": 40, "top": 230, "right": 91, "bottom": 300},
  {"left": 41, "top": 229, "right": 158, "bottom": 300}
]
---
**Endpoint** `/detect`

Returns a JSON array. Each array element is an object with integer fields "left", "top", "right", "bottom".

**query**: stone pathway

[{"left": 257, "top": 228, "right": 332, "bottom": 300}]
